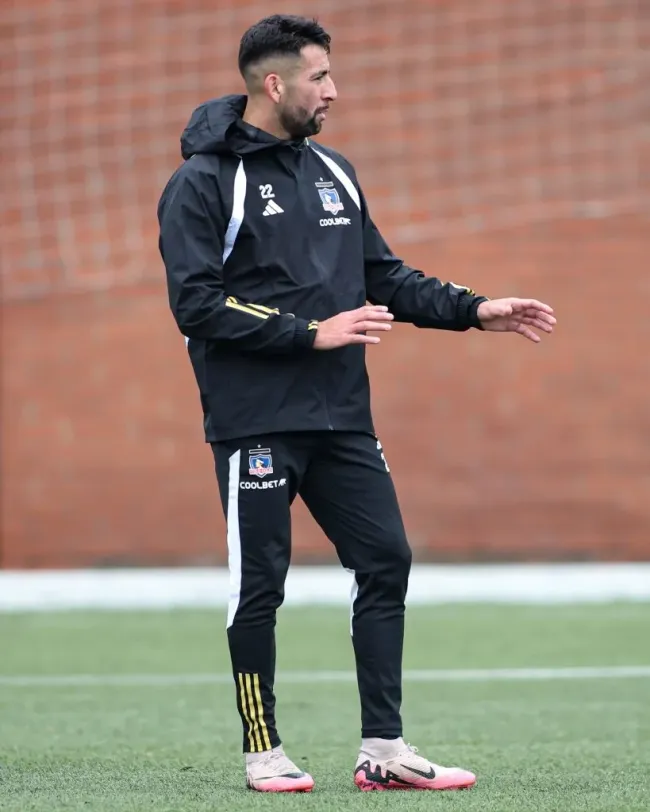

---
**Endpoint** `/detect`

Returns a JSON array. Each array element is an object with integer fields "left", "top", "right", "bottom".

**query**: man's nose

[{"left": 324, "top": 78, "right": 337, "bottom": 102}]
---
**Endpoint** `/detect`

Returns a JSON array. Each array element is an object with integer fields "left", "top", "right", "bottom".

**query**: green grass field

[{"left": 1, "top": 604, "right": 649, "bottom": 811}]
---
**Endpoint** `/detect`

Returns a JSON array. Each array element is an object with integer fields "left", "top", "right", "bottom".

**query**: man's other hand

[
  {"left": 313, "top": 305, "right": 394, "bottom": 349},
  {"left": 477, "top": 298, "right": 556, "bottom": 343}
]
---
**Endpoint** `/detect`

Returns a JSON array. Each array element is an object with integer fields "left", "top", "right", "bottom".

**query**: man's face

[{"left": 277, "top": 44, "right": 337, "bottom": 139}]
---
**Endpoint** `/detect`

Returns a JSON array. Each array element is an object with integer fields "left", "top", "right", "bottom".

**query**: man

[{"left": 157, "top": 14, "right": 555, "bottom": 794}]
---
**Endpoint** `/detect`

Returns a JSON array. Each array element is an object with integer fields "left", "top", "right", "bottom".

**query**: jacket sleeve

[
  {"left": 158, "top": 167, "right": 318, "bottom": 353},
  {"left": 361, "top": 189, "right": 488, "bottom": 331}
]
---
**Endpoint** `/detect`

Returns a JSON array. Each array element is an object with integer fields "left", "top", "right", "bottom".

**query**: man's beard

[{"left": 278, "top": 104, "right": 323, "bottom": 139}]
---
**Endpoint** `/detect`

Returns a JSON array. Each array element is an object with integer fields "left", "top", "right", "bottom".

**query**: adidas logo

[{"left": 263, "top": 200, "right": 284, "bottom": 217}]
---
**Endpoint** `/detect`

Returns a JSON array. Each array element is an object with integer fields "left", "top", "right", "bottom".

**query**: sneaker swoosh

[
  {"left": 401, "top": 764, "right": 436, "bottom": 780},
  {"left": 256, "top": 771, "right": 305, "bottom": 780}
]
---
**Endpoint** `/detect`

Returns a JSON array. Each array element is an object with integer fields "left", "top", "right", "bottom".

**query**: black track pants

[{"left": 211, "top": 431, "right": 412, "bottom": 752}]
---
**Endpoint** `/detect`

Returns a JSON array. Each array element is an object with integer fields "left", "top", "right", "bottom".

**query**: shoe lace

[{"left": 261, "top": 751, "right": 297, "bottom": 772}]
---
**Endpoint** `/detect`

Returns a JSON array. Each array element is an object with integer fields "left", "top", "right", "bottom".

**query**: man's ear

[{"left": 264, "top": 73, "right": 284, "bottom": 104}]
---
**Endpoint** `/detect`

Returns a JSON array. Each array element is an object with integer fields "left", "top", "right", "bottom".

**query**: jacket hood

[{"left": 180, "top": 94, "right": 306, "bottom": 159}]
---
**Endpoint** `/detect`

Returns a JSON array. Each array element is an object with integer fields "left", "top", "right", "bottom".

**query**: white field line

[
  {"left": 2, "top": 564, "right": 650, "bottom": 611},
  {"left": 1, "top": 666, "right": 650, "bottom": 688}
]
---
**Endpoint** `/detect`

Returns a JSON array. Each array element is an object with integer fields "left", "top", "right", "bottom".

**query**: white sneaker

[
  {"left": 246, "top": 749, "right": 314, "bottom": 792},
  {"left": 354, "top": 743, "right": 476, "bottom": 791}
]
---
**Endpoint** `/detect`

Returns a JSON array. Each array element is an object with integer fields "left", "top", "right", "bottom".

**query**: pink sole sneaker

[
  {"left": 247, "top": 774, "right": 315, "bottom": 793},
  {"left": 354, "top": 767, "right": 476, "bottom": 792}
]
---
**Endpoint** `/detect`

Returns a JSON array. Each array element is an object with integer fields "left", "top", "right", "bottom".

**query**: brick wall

[{"left": 2, "top": 0, "right": 649, "bottom": 566}]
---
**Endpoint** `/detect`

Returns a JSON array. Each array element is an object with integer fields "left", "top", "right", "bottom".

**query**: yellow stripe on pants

[
  {"left": 253, "top": 673, "right": 272, "bottom": 751},
  {"left": 245, "top": 673, "right": 264, "bottom": 752},
  {"left": 237, "top": 673, "right": 256, "bottom": 751}
]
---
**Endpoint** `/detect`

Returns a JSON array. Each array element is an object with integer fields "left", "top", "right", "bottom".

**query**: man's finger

[
  {"left": 353, "top": 310, "right": 394, "bottom": 323},
  {"left": 511, "top": 299, "right": 554, "bottom": 315},
  {"left": 354, "top": 320, "right": 393, "bottom": 333},
  {"left": 349, "top": 334, "right": 381, "bottom": 345},
  {"left": 521, "top": 308, "right": 556, "bottom": 326},
  {"left": 519, "top": 316, "right": 554, "bottom": 333},
  {"left": 516, "top": 324, "right": 542, "bottom": 343},
  {"left": 359, "top": 305, "right": 391, "bottom": 315},
  {"left": 527, "top": 310, "right": 556, "bottom": 326}
]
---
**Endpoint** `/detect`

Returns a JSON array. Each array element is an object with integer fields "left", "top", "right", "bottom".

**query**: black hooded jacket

[{"left": 157, "top": 95, "right": 488, "bottom": 442}]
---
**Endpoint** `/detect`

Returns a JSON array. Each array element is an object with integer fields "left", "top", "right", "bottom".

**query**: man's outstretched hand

[{"left": 476, "top": 298, "right": 556, "bottom": 343}]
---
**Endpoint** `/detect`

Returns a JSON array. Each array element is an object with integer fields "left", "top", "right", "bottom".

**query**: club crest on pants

[{"left": 248, "top": 448, "right": 273, "bottom": 478}]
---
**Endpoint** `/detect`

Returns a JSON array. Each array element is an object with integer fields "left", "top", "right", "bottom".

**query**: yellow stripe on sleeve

[
  {"left": 225, "top": 296, "right": 269, "bottom": 319},
  {"left": 247, "top": 303, "right": 280, "bottom": 315}
]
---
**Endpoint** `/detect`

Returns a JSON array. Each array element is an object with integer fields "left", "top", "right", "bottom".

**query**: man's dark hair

[{"left": 238, "top": 15, "right": 331, "bottom": 81}]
